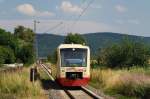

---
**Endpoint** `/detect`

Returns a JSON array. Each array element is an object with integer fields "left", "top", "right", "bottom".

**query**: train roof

[{"left": 58, "top": 44, "right": 89, "bottom": 49}]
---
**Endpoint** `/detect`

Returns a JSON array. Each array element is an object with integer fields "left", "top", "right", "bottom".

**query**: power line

[
  {"left": 40, "top": 0, "right": 86, "bottom": 33},
  {"left": 64, "top": 0, "right": 88, "bottom": 33},
  {"left": 43, "top": 22, "right": 63, "bottom": 33},
  {"left": 53, "top": 0, "right": 88, "bottom": 34},
  {"left": 69, "top": 0, "right": 95, "bottom": 33}
]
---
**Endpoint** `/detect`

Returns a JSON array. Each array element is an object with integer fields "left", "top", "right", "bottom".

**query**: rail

[{"left": 39, "top": 63, "right": 103, "bottom": 99}]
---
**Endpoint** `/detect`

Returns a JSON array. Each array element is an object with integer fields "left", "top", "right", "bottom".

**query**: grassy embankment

[
  {"left": 90, "top": 67, "right": 150, "bottom": 99},
  {"left": 0, "top": 67, "right": 47, "bottom": 99}
]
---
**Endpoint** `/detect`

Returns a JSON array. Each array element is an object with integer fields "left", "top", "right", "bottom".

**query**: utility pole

[
  {"left": 34, "top": 20, "right": 40, "bottom": 61},
  {"left": 30, "top": 20, "right": 40, "bottom": 83}
]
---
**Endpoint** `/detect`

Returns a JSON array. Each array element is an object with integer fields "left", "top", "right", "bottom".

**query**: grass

[
  {"left": 45, "top": 63, "right": 57, "bottom": 79},
  {"left": 0, "top": 68, "right": 47, "bottom": 99},
  {"left": 38, "top": 65, "right": 52, "bottom": 80},
  {"left": 90, "top": 67, "right": 150, "bottom": 99}
]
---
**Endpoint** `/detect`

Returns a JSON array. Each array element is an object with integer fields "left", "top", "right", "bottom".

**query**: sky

[{"left": 0, "top": 0, "right": 150, "bottom": 36}]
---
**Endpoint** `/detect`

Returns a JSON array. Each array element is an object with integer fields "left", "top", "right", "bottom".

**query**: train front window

[{"left": 60, "top": 48, "right": 87, "bottom": 67}]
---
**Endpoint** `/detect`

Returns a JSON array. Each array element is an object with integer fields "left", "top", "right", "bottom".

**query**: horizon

[{"left": 36, "top": 32, "right": 150, "bottom": 37}]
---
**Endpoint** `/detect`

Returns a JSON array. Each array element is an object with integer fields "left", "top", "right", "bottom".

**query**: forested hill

[{"left": 36, "top": 32, "right": 150, "bottom": 57}]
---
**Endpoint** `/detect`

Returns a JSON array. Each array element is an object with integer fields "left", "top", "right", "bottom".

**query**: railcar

[{"left": 56, "top": 44, "right": 90, "bottom": 86}]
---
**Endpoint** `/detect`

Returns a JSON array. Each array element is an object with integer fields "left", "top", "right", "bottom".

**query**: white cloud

[
  {"left": 16, "top": 4, "right": 54, "bottom": 17},
  {"left": 115, "top": 5, "right": 127, "bottom": 13},
  {"left": 17, "top": 4, "right": 36, "bottom": 16},
  {"left": 60, "top": 1, "right": 83, "bottom": 14}
]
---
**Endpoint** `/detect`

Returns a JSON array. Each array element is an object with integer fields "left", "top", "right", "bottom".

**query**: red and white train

[{"left": 56, "top": 44, "right": 90, "bottom": 86}]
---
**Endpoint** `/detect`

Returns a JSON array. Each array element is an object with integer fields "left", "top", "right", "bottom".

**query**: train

[{"left": 56, "top": 44, "right": 90, "bottom": 86}]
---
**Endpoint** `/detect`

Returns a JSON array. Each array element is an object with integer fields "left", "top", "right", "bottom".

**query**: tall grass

[
  {"left": 0, "top": 68, "right": 46, "bottom": 99},
  {"left": 90, "top": 67, "right": 150, "bottom": 99},
  {"left": 45, "top": 63, "right": 57, "bottom": 79}
]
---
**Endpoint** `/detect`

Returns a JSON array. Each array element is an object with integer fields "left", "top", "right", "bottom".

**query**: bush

[
  {"left": 97, "top": 38, "right": 150, "bottom": 68},
  {"left": 0, "top": 46, "right": 15, "bottom": 65},
  {"left": 18, "top": 44, "right": 35, "bottom": 65}
]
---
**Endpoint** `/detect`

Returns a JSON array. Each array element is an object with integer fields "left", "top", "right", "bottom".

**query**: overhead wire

[
  {"left": 43, "top": 22, "right": 63, "bottom": 33},
  {"left": 52, "top": 0, "right": 88, "bottom": 34},
  {"left": 41, "top": 5, "right": 65, "bottom": 34},
  {"left": 69, "top": 0, "right": 95, "bottom": 33},
  {"left": 41, "top": 0, "right": 91, "bottom": 34},
  {"left": 65, "top": 0, "right": 88, "bottom": 33}
]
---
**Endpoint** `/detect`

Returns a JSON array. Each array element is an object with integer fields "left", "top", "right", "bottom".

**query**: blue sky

[{"left": 0, "top": 0, "right": 150, "bottom": 36}]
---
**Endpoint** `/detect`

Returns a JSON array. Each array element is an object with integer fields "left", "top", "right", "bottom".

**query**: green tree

[
  {"left": 14, "top": 26, "right": 36, "bottom": 65},
  {"left": 97, "top": 38, "right": 150, "bottom": 68},
  {"left": 64, "top": 33, "right": 86, "bottom": 44},
  {"left": 18, "top": 44, "right": 35, "bottom": 65},
  {"left": 14, "top": 26, "right": 35, "bottom": 43},
  {"left": 0, "top": 28, "right": 17, "bottom": 65},
  {"left": 3, "top": 47, "right": 16, "bottom": 64},
  {"left": 0, "top": 27, "right": 35, "bottom": 66},
  {"left": 0, "top": 46, "right": 15, "bottom": 65},
  {"left": 0, "top": 28, "right": 19, "bottom": 55}
]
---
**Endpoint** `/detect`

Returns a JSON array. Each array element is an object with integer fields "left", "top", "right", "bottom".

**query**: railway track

[
  {"left": 40, "top": 63, "right": 54, "bottom": 81},
  {"left": 63, "top": 86, "right": 102, "bottom": 99},
  {"left": 39, "top": 63, "right": 103, "bottom": 99}
]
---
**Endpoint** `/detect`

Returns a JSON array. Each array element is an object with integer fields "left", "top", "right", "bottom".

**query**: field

[
  {"left": 0, "top": 68, "right": 47, "bottom": 99},
  {"left": 90, "top": 67, "right": 150, "bottom": 99}
]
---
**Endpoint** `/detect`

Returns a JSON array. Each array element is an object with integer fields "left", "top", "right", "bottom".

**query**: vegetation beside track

[
  {"left": 38, "top": 64, "right": 52, "bottom": 80},
  {"left": 0, "top": 68, "right": 47, "bottom": 99},
  {"left": 45, "top": 63, "right": 57, "bottom": 79},
  {"left": 90, "top": 67, "right": 150, "bottom": 99}
]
